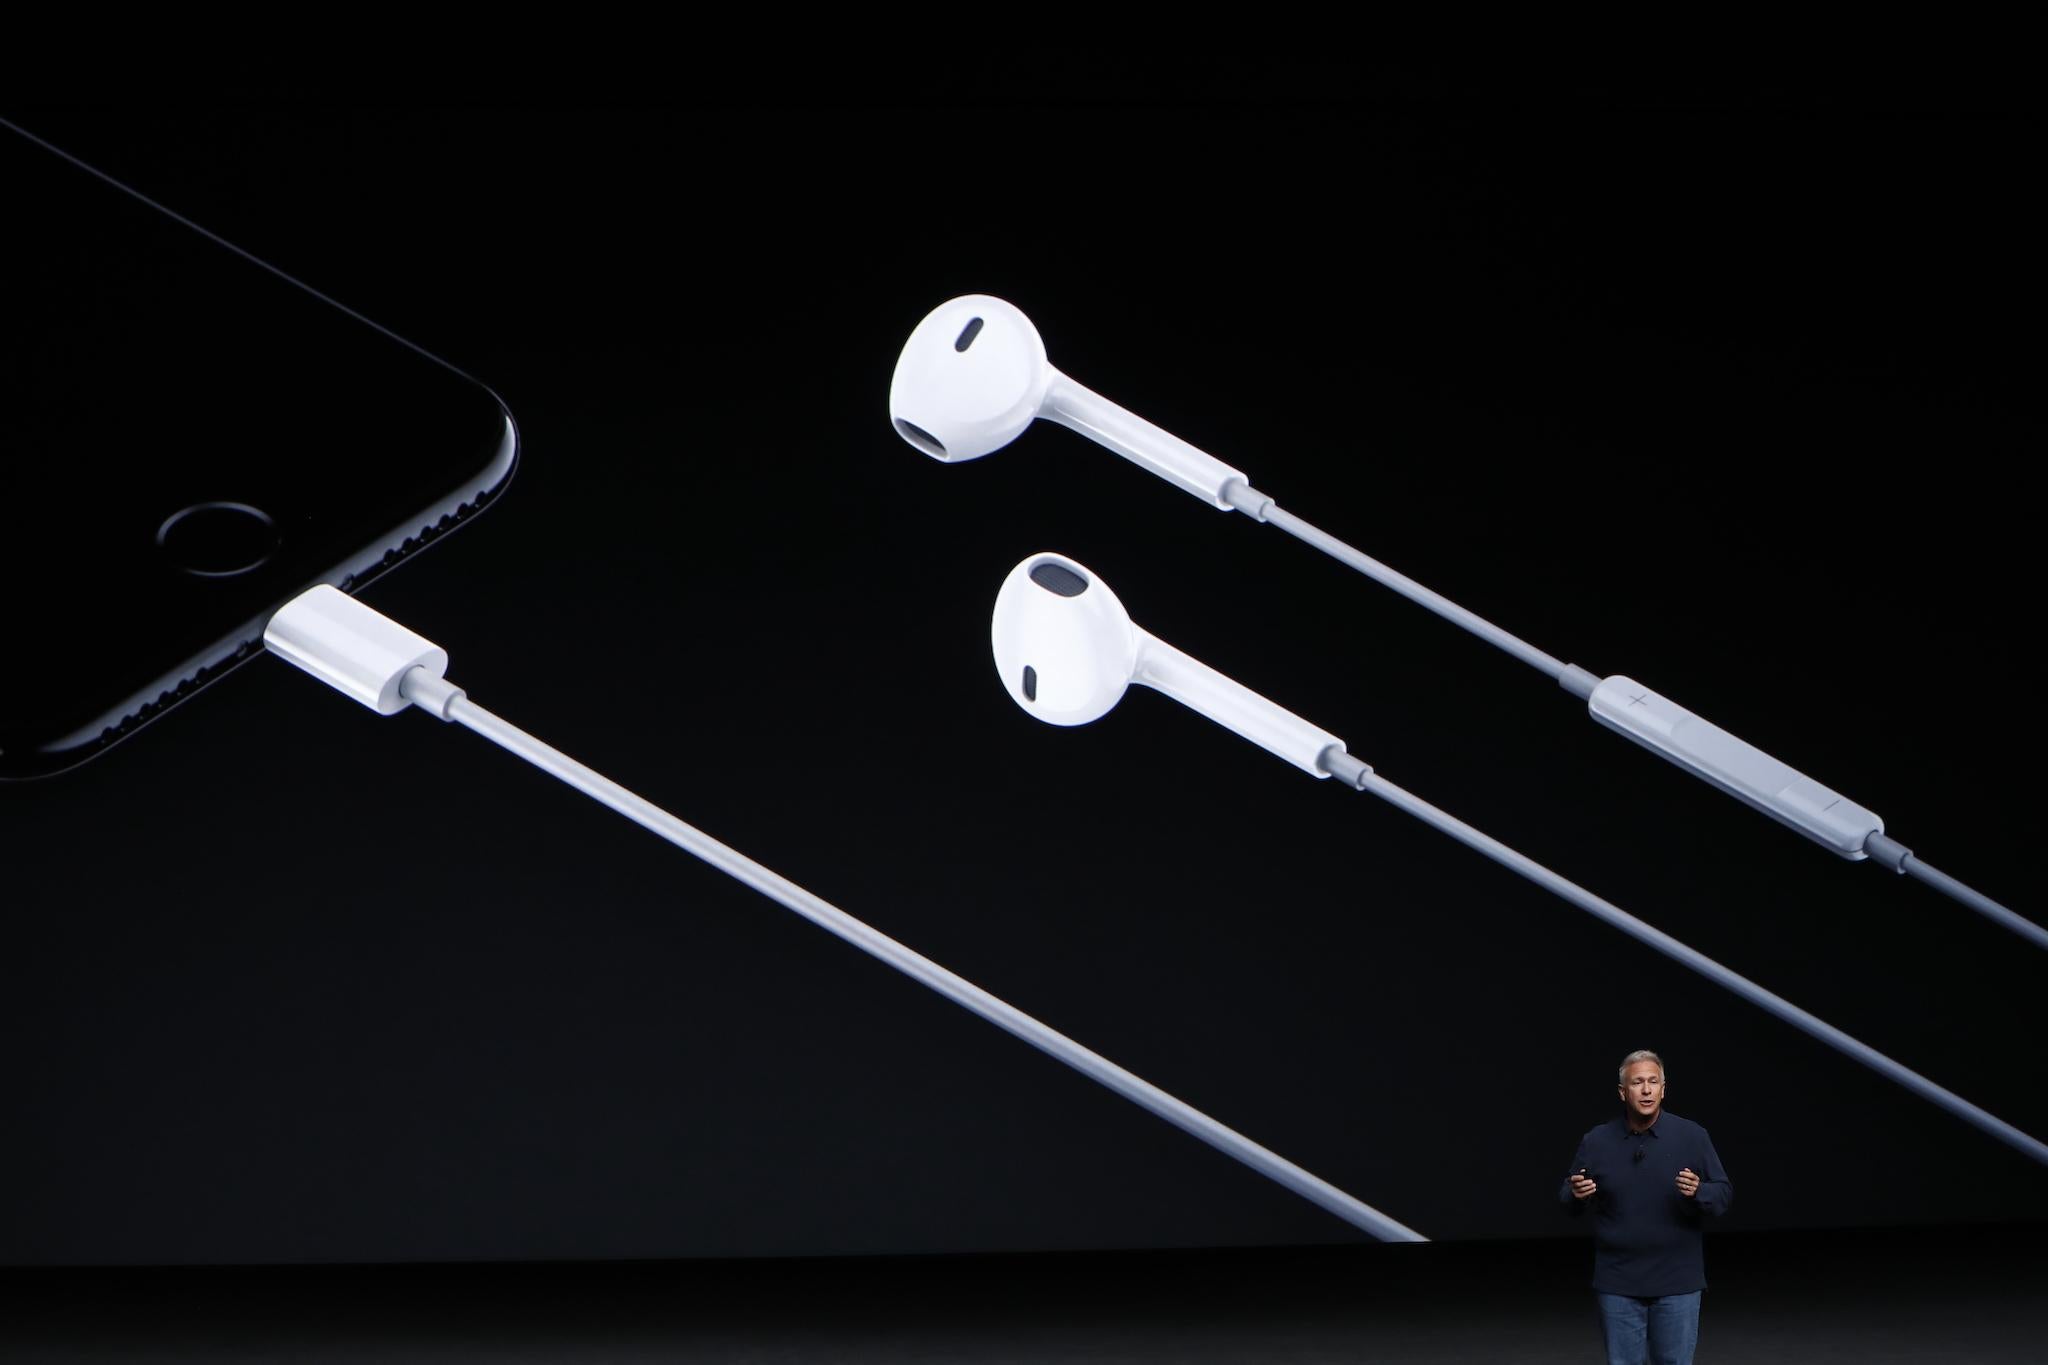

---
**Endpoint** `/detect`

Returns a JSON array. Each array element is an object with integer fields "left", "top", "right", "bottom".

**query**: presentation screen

[{"left": 2, "top": 102, "right": 2038, "bottom": 1264}]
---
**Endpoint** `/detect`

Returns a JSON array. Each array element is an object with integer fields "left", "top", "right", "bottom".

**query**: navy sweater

[{"left": 1560, "top": 1111, "right": 1733, "bottom": 1296}]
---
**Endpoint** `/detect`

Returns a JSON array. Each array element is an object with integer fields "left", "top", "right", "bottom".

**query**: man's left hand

[{"left": 1676, "top": 1168, "right": 1701, "bottom": 1198}]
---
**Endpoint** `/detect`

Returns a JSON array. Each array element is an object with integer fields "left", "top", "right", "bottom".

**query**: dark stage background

[{"left": 2, "top": 97, "right": 2040, "bottom": 1267}]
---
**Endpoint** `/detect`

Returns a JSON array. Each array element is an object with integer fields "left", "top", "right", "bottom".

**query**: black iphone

[{"left": 0, "top": 117, "right": 516, "bottom": 779}]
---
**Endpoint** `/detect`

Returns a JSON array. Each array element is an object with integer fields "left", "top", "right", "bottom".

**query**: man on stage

[{"left": 1562, "top": 1050, "right": 1733, "bottom": 1365}]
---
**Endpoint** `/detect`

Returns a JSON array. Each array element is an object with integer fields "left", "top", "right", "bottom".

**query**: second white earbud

[{"left": 991, "top": 552, "right": 1341, "bottom": 776}]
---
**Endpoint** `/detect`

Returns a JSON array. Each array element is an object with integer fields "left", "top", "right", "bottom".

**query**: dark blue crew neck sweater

[{"left": 1559, "top": 1111, "right": 1733, "bottom": 1297}]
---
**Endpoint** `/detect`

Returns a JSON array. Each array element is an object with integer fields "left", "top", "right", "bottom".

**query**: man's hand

[
  {"left": 1676, "top": 1168, "right": 1701, "bottom": 1198},
  {"left": 1569, "top": 1172, "right": 1598, "bottom": 1200}
]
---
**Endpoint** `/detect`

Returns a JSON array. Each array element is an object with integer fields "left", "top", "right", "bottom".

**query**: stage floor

[{"left": 3, "top": 1222, "right": 2042, "bottom": 1362}]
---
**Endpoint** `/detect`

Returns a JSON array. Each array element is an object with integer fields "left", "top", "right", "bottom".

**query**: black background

[{"left": 2, "top": 94, "right": 2040, "bottom": 1265}]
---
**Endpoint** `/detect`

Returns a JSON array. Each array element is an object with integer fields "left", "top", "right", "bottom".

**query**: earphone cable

[
  {"left": 1233, "top": 488, "right": 2034, "bottom": 946},
  {"left": 258, "top": 586, "right": 1426, "bottom": 1243},
  {"left": 420, "top": 677, "right": 1427, "bottom": 1242},
  {"left": 1235, "top": 489, "right": 1572, "bottom": 684},
  {"left": 1319, "top": 749, "right": 2048, "bottom": 1169}
]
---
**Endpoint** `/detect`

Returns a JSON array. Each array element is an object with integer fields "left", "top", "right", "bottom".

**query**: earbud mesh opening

[
  {"left": 894, "top": 418, "right": 946, "bottom": 457},
  {"left": 1028, "top": 562, "right": 1089, "bottom": 597}
]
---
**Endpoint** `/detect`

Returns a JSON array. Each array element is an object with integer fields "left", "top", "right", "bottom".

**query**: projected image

[{"left": 3, "top": 106, "right": 2039, "bottom": 1266}]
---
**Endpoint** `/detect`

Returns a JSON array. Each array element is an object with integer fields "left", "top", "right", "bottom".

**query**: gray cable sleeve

[
  {"left": 1903, "top": 859, "right": 2046, "bottom": 949},
  {"left": 1863, "top": 831, "right": 1912, "bottom": 873},
  {"left": 405, "top": 678, "right": 1426, "bottom": 1243},
  {"left": 1556, "top": 664, "right": 1602, "bottom": 701},
  {"left": 1254, "top": 498, "right": 1569, "bottom": 681},
  {"left": 1865, "top": 833, "right": 2047, "bottom": 952},
  {"left": 1319, "top": 752, "right": 2048, "bottom": 1169}
]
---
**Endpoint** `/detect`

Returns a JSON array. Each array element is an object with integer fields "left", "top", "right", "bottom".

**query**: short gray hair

[{"left": 1618, "top": 1050, "right": 1665, "bottom": 1085}]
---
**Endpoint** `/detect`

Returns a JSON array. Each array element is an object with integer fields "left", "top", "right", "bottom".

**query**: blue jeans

[{"left": 1595, "top": 1290, "right": 1701, "bottom": 1365}]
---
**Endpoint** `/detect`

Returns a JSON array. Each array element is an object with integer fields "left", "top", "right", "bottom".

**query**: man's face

[{"left": 1619, "top": 1061, "right": 1665, "bottom": 1123}]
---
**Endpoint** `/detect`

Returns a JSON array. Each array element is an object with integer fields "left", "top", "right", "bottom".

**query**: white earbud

[
  {"left": 891, "top": 296, "right": 1253, "bottom": 510},
  {"left": 991, "top": 553, "right": 1343, "bottom": 776}
]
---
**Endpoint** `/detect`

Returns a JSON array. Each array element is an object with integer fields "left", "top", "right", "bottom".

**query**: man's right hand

[{"left": 1569, "top": 1173, "right": 1598, "bottom": 1200}]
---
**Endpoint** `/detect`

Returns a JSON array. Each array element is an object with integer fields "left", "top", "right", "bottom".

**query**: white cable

[{"left": 262, "top": 586, "right": 1425, "bottom": 1243}]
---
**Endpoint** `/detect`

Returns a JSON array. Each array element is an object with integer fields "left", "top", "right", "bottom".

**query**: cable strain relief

[
  {"left": 1320, "top": 747, "right": 1373, "bottom": 790},
  {"left": 399, "top": 667, "right": 466, "bottom": 722},
  {"left": 1222, "top": 480, "right": 1273, "bottom": 521},
  {"left": 1558, "top": 664, "right": 1601, "bottom": 701},
  {"left": 1864, "top": 831, "right": 1914, "bottom": 875}
]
